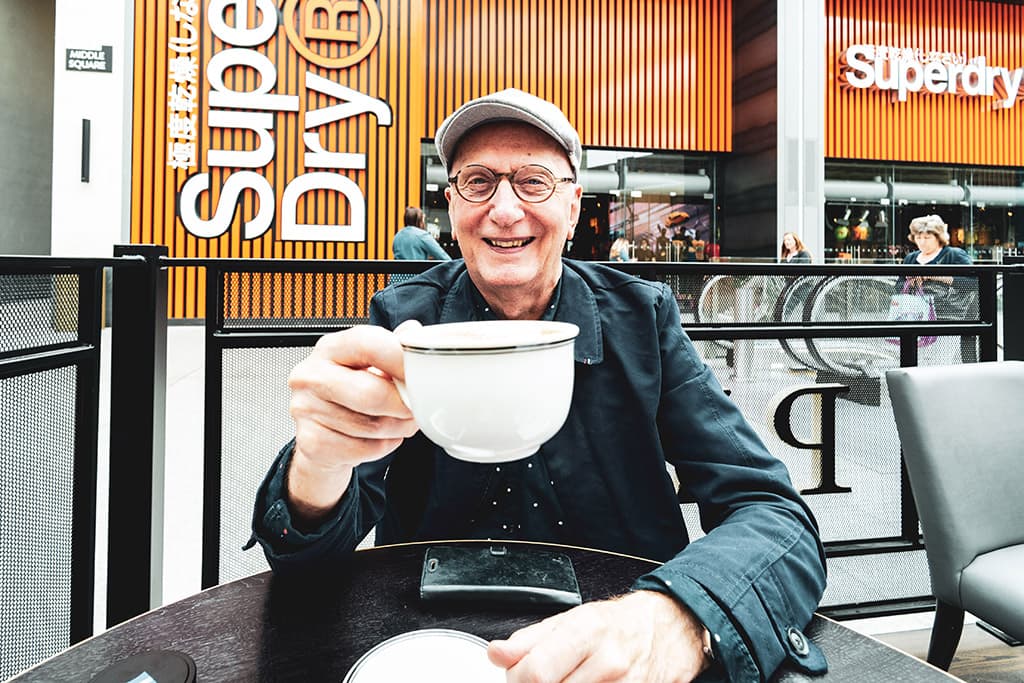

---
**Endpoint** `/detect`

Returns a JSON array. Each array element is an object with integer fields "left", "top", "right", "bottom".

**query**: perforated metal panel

[
  {"left": 219, "top": 346, "right": 311, "bottom": 583},
  {"left": 822, "top": 551, "right": 931, "bottom": 607},
  {"left": 0, "top": 367, "right": 77, "bottom": 680},
  {"left": 0, "top": 274, "right": 79, "bottom": 353},
  {"left": 220, "top": 271, "right": 390, "bottom": 329},
  {"left": 665, "top": 273, "right": 960, "bottom": 610}
]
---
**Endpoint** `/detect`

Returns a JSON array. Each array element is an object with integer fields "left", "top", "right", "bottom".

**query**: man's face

[{"left": 445, "top": 122, "right": 581, "bottom": 310}]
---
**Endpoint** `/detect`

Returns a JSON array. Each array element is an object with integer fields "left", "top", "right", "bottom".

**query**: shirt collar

[{"left": 439, "top": 262, "right": 603, "bottom": 365}]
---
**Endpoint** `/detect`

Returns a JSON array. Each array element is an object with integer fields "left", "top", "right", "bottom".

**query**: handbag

[
  {"left": 887, "top": 282, "right": 938, "bottom": 348},
  {"left": 934, "top": 282, "right": 979, "bottom": 320}
]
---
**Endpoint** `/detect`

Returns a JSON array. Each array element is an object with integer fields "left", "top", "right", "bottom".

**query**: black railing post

[
  {"left": 70, "top": 266, "right": 104, "bottom": 643},
  {"left": 202, "top": 266, "right": 224, "bottom": 589},
  {"left": 978, "top": 269, "right": 999, "bottom": 362},
  {"left": 1005, "top": 261, "right": 1024, "bottom": 361},
  {"left": 898, "top": 335, "right": 921, "bottom": 543},
  {"left": 107, "top": 244, "right": 168, "bottom": 626}
]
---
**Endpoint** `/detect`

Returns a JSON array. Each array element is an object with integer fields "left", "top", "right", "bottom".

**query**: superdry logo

[
  {"left": 841, "top": 44, "right": 1024, "bottom": 110},
  {"left": 282, "top": 0, "right": 383, "bottom": 70}
]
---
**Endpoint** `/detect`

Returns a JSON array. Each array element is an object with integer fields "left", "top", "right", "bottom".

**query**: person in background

[
  {"left": 636, "top": 235, "right": 655, "bottom": 261},
  {"left": 392, "top": 206, "right": 452, "bottom": 261},
  {"left": 608, "top": 233, "right": 631, "bottom": 261},
  {"left": 901, "top": 215, "right": 977, "bottom": 362},
  {"left": 249, "top": 88, "right": 826, "bottom": 683},
  {"left": 780, "top": 231, "right": 812, "bottom": 263}
]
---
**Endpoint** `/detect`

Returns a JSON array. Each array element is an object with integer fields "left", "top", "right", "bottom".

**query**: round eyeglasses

[{"left": 448, "top": 164, "right": 575, "bottom": 203}]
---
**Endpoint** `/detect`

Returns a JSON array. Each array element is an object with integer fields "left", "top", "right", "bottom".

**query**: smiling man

[{"left": 249, "top": 89, "right": 827, "bottom": 682}]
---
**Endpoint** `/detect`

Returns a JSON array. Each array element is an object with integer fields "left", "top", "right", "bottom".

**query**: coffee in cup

[{"left": 394, "top": 320, "right": 579, "bottom": 463}]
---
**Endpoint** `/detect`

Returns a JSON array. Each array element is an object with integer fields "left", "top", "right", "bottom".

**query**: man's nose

[{"left": 488, "top": 178, "right": 525, "bottom": 224}]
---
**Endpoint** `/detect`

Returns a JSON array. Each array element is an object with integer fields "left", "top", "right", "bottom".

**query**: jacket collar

[{"left": 438, "top": 262, "right": 603, "bottom": 365}]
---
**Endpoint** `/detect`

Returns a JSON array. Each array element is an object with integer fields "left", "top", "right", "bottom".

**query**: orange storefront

[
  {"left": 823, "top": 0, "right": 1024, "bottom": 261},
  {"left": 128, "top": 1, "right": 1024, "bottom": 317},
  {"left": 131, "top": 0, "right": 733, "bottom": 317}
]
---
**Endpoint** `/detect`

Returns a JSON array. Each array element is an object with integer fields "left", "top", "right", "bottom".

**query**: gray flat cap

[{"left": 434, "top": 88, "right": 582, "bottom": 177}]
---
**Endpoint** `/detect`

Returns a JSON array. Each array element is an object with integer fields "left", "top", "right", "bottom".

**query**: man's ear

[
  {"left": 566, "top": 184, "right": 582, "bottom": 240},
  {"left": 445, "top": 187, "right": 459, "bottom": 241}
]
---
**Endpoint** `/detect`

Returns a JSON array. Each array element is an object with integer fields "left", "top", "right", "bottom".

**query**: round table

[{"left": 13, "top": 540, "right": 961, "bottom": 682}]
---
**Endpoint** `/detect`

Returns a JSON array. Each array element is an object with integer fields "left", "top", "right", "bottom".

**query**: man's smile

[{"left": 484, "top": 237, "right": 536, "bottom": 249}]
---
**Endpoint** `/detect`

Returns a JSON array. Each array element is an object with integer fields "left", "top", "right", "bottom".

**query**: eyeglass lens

[{"left": 453, "top": 164, "right": 563, "bottom": 203}]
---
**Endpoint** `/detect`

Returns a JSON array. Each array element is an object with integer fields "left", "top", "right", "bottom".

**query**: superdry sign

[
  {"left": 130, "top": 0, "right": 425, "bottom": 315},
  {"left": 841, "top": 44, "right": 1024, "bottom": 109},
  {"left": 175, "top": 0, "right": 392, "bottom": 243}
]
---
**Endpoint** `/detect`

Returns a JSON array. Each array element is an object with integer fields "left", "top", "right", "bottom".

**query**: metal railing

[
  {"left": 0, "top": 254, "right": 134, "bottom": 679},
  {"left": 174, "top": 256, "right": 1007, "bottom": 619},
  {"left": 2, "top": 248, "right": 1021, "bottom": 677}
]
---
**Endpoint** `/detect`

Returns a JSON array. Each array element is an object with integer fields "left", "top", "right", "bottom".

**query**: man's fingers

[
  {"left": 291, "top": 390, "right": 417, "bottom": 440},
  {"left": 292, "top": 420, "right": 405, "bottom": 470},
  {"left": 488, "top": 618, "right": 559, "bottom": 668},
  {"left": 288, "top": 360, "right": 411, "bottom": 423},
  {"left": 499, "top": 610, "right": 596, "bottom": 683},
  {"left": 290, "top": 357, "right": 412, "bottom": 421},
  {"left": 312, "top": 325, "right": 407, "bottom": 381}
]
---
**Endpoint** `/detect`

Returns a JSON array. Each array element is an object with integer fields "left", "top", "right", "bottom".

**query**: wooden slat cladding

[
  {"left": 221, "top": 271, "right": 386, "bottom": 323},
  {"left": 130, "top": 1, "right": 425, "bottom": 318},
  {"left": 425, "top": 0, "right": 733, "bottom": 153},
  {"left": 826, "top": 0, "right": 1024, "bottom": 165}
]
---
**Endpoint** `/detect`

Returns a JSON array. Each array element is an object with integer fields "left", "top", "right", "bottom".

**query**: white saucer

[{"left": 343, "top": 629, "right": 505, "bottom": 682}]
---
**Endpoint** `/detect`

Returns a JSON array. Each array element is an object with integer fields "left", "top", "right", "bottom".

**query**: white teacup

[{"left": 394, "top": 319, "right": 579, "bottom": 463}]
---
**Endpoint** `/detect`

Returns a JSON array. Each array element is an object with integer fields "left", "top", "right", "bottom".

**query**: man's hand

[
  {"left": 285, "top": 324, "right": 419, "bottom": 524},
  {"left": 488, "top": 590, "right": 711, "bottom": 682}
]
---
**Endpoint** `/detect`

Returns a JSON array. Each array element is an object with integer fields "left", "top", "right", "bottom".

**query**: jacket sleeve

[
  {"left": 246, "top": 297, "right": 402, "bottom": 577},
  {"left": 634, "top": 285, "right": 828, "bottom": 681},
  {"left": 422, "top": 233, "right": 452, "bottom": 261},
  {"left": 246, "top": 440, "right": 392, "bottom": 578}
]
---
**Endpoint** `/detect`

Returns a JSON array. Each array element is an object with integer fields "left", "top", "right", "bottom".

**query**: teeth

[{"left": 490, "top": 238, "right": 529, "bottom": 248}]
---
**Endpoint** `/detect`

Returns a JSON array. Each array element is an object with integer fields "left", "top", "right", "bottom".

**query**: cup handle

[
  {"left": 390, "top": 319, "right": 421, "bottom": 413},
  {"left": 393, "top": 378, "right": 413, "bottom": 411}
]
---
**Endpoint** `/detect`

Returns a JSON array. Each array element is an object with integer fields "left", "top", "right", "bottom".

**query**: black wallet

[{"left": 419, "top": 545, "right": 582, "bottom": 608}]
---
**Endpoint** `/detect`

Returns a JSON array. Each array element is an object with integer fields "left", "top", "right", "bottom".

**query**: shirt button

[{"left": 786, "top": 627, "right": 810, "bottom": 656}]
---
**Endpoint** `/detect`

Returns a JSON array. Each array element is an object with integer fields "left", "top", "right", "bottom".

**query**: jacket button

[{"left": 787, "top": 627, "right": 809, "bottom": 656}]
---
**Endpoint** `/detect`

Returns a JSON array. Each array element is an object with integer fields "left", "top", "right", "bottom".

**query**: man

[
  {"left": 249, "top": 88, "right": 827, "bottom": 682},
  {"left": 392, "top": 206, "right": 452, "bottom": 260}
]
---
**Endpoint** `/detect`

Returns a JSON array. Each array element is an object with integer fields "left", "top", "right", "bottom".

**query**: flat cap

[{"left": 434, "top": 88, "right": 582, "bottom": 177}]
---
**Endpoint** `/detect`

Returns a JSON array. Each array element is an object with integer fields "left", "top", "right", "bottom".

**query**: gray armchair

[{"left": 886, "top": 361, "right": 1024, "bottom": 670}]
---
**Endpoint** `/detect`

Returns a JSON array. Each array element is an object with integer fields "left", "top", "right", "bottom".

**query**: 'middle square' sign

[{"left": 66, "top": 46, "right": 112, "bottom": 73}]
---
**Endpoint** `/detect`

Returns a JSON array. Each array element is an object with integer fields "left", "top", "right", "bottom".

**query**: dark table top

[{"left": 13, "top": 540, "right": 962, "bottom": 682}]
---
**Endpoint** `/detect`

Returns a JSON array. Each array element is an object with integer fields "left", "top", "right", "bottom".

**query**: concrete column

[
  {"left": 50, "top": 0, "right": 134, "bottom": 257},
  {"left": 777, "top": 0, "right": 826, "bottom": 262}
]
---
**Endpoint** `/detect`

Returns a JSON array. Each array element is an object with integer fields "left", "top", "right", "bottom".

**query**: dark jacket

[
  {"left": 250, "top": 259, "right": 827, "bottom": 681},
  {"left": 784, "top": 250, "right": 812, "bottom": 263},
  {"left": 901, "top": 246, "right": 975, "bottom": 319}
]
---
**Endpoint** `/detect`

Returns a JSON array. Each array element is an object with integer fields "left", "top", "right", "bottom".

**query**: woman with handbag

[{"left": 899, "top": 215, "right": 977, "bottom": 362}]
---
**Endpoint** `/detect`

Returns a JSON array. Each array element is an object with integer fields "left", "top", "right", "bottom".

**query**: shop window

[{"left": 824, "top": 161, "right": 1023, "bottom": 263}]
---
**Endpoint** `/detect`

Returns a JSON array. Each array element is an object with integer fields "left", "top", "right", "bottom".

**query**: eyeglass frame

[{"left": 447, "top": 163, "right": 577, "bottom": 204}]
